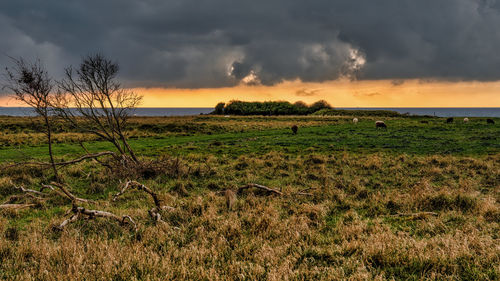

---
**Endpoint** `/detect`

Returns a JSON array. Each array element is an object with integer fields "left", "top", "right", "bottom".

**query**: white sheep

[
  {"left": 463, "top": 118, "right": 469, "bottom": 123},
  {"left": 353, "top": 118, "right": 358, "bottom": 124}
]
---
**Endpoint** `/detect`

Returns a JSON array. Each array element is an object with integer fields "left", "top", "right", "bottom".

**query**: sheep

[
  {"left": 353, "top": 118, "right": 358, "bottom": 124},
  {"left": 375, "top": 121, "right": 387, "bottom": 128},
  {"left": 291, "top": 125, "right": 298, "bottom": 134},
  {"left": 446, "top": 117, "right": 454, "bottom": 123},
  {"left": 420, "top": 120, "right": 429, "bottom": 124},
  {"left": 487, "top": 118, "right": 495, "bottom": 124},
  {"left": 463, "top": 118, "right": 469, "bottom": 123}
]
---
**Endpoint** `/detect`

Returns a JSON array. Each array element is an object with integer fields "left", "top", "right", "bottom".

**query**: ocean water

[
  {"left": 337, "top": 108, "right": 500, "bottom": 117},
  {"left": 1, "top": 107, "right": 499, "bottom": 117},
  {"left": 0, "top": 107, "right": 215, "bottom": 117}
]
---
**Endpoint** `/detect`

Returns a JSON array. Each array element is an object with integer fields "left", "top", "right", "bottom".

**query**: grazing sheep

[
  {"left": 291, "top": 125, "right": 298, "bottom": 134},
  {"left": 446, "top": 117, "right": 454, "bottom": 123},
  {"left": 375, "top": 121, "right": 387, "bottom": 128},
  {"left": 353, "top": 118, "right": 358, "bottom": 124},
  {"left": 487, "top": 118, "right": 495, "bottom": 124},
  {"left": 463, "top": 118, "right": 469, "bottom": 123}
]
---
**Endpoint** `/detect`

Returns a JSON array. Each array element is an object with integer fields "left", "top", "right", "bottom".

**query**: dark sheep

[
  {"left": 291, "top": 125, "right": 298, "bottom": 134},
  {"left": 375, "top": 121, "right": 387, "bottom": 128},
  {"left": 487, "top": 119, "right": 495, "bottom": 124},
  {"left": 446, "top": 117, "right": 454, "bottom": 123}
]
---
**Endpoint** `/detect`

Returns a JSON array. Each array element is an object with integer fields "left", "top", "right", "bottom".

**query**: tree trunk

[
  {"left": 45, "top": 116, "right": 60, "bottom": 182},
  {"left": 120, "top": 134, "right": 139, "bottom": 163}
]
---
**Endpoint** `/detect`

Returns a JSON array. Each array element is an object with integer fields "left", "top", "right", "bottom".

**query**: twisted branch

[
  {"left": 113, "top": 181, "right": 174, "bottom": 222},
  {"left": 56, "top": 206, "right": 136, "bottom": 230}
]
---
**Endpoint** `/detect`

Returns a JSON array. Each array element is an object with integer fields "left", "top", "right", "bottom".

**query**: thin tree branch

[
  {"left": 2, "top": 151, "right": 117, "bottom": 169},
  {"left": 237, "top": 183, "right": 283, "bottom": 196}
]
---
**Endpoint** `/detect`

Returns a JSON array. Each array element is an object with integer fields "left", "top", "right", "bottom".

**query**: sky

[{"left": 1, "top": 0, "right": 500, "bottom": 107}]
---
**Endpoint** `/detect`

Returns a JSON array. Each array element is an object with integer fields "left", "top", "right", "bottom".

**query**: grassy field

[{"left": 0, "top": 115, "right": 499, "bottom": 280}]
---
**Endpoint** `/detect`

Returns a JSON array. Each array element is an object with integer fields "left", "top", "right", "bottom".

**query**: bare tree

[
  {"left": 3, "top": 58, "right": 60, "bottom": 181},
  {"left": 55, "top": 54, "right": 142, "bottom": 163}
]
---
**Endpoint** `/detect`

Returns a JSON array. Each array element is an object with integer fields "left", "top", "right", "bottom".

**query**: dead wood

[
  {"left": 54, "top": 151, "right": 117, "bottom": 166},
  {"left": 57, "top": 213, "right": 80, "bottom": 229},
  {"left": 114, "top": 181, "right": 161, "bottom": 207},
  {"left": 2, "top": 193, "right": 45, "bottom": 205},
  {"left": 113, "top": 180, "right": 174, "bottom": 222},
  {"left": 42, "top": 183, "right": 90, "bottom": 203},
  {"left": 0, "top": 182, "right": 48, "bottom": 208},
  {"left": 12, "top": 183, "right": 47, "bottom": 197},
  {"left": 56, "top": 206, "right": 136, "bottom": 230},
  {"left": 393, "top": 212, "right": 439, "bottom": 220},
  {"left": 237, "top": 183, "right": 283, "bottom": 196},
  {"left": 0, "top": 203, "right": 36, "bottom": 210},
  {"left": 293, "top": 192, "right": 314, "bottom": 196},
  {"left": 4, "top": 180, "right": 136, "bottom": 231},
  {"left": 2, "top": 151, "right": 117, "bottom": 169}
]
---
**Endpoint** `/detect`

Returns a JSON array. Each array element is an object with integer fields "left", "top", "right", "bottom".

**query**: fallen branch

[
  {"left": 2, "top": 151, "right": 117, "bottom": 169},
  {"left": 43, "top": 182, "right": 90, "bottom": 203},
  {"left": 12, "top": 183, "right": 47, "bottom": 197},
  {"left": 57, "top": 213, "right": 80, "bottom": 229},
  {"left": 54, "top": 151, "right": 117, "bottom": 166},
  {"left": 2, "top": 193, "right": 45, "bottom": 205},
  {"left": 237, "top": 183, "right": 283, "bottom": 196},
  {"left": 113, "top": 180, "right": 174, "bottom": 222},
  {"left": 0, "top": 203, "right": 36, "bottom": 210},
  {"left": 1, "top": 183, "right": 48, "bottom": 208},
  {"left": 56, "top": 206, "right": 136, "bottom": 230},
  {"left": 4, "top": 181, "right": 136, "bottom": 231},
  {"left": 393, "top": 212, "right": 439, "bottom": 220},
  {"left": 50, "top": 182, "right": 136, "bottom": 230},
  {"left": 293, "top": 192, "right": 314, "bottom": 196},
  {"left": 293, "top": 187, "right": 316, "bottom": 195},
  {"left": 114, "top": 181, "right": 161, "bottom": 206}
]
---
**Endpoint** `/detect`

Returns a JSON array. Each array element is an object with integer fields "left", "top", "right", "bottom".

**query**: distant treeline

[
  {"left": 313, "top": 108, "right": 404, "bottom": 117},
  {"left": 212, "top": 100, "right": 332, "bottom": 115}
]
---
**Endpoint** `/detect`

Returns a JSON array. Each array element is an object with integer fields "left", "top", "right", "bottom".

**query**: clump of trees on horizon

[{"left": 212, "top": 100, "right": 332, "bottom": 116}]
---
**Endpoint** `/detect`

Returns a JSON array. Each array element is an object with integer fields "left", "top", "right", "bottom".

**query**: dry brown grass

[{"left": 0, "top": 151, "right": 499, "bottom": 280}]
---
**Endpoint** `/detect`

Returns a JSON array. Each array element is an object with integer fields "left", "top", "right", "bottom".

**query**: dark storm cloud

[{"left": 1, "top": 0, "right": 500, "bottom": 89}]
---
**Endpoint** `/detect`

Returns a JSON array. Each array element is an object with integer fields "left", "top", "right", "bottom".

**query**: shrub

[{"left": 212, "top": 100, "right": 332, "bottom": 115}]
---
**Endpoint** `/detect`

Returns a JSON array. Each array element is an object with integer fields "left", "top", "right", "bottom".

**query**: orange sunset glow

[
  {"left": 4, "top": 79, "right": 498, "bottom": 108},
  {"left": 134, "top": 80, "right": 500, "bottom": 108}
]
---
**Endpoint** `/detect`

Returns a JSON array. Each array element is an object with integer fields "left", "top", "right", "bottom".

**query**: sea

[{"left": 1, "top": 107, "right": 499, "bottom": 117}]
